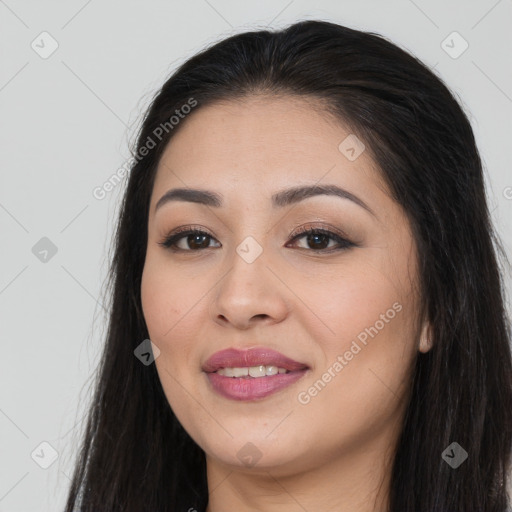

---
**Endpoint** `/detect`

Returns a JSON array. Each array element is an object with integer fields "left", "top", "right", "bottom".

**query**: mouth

[{"left": 202, "top": 347, "right": 309, "bottom": 401}]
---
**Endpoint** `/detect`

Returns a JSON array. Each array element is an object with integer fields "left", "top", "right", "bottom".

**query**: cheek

[
  {"left": 326, "top": 239, "right": 419, "bottom": 360},
  {"left": 141, "top": 259, "right": 192, "bottom": 339},
  {"left": 140, "top": 257, "right": 210, "bottom": 381},
  {"left": 294, "top": 280, "right": 416, "bottom": 447},
  {"left": 297, "top": 255, "right": 418, "bottom": 405},
  {"left": 141, "top": 261, "right": 202, "bottom": 419},
  {"left": 293, "top": 266, "right": 408, "bottom": 356}
]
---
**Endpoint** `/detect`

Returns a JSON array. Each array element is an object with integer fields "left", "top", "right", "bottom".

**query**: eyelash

[{"left": 157, "top": 224, "right": 356, "bottom": 254}]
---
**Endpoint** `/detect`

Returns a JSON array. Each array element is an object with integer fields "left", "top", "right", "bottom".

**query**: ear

[{"left": 419, "top": 322, "right": 433, "bottom": 353}]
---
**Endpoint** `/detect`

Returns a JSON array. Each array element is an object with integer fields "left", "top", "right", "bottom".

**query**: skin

[{"left": 140, "top": 95, "right": 432, "bottom": 512}]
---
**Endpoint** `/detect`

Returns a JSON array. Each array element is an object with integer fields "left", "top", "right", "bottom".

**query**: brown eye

[
  {"left": 302, "top": 232, "right": 331, "bottom": 250},
  {"left": 158, "top": 226, "right": 355, "bottom": 253},
  {"left": 287, "top": 227, "right": 354, "bottom": 252},
  {"left": 158, "top": 229, "right": 220, "bottom": 251},
  {"left": 181, "top": 233, "right": 212, "bottom": 250}
]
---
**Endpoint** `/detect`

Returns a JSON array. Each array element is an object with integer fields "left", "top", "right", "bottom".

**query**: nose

[{"left": 210, "top": 243, "right": 290, "bottom": 330}]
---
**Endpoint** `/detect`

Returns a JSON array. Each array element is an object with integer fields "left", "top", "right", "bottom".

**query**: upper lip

[{"left": 202, "top": 347, "right": 309, "bottom": 373}]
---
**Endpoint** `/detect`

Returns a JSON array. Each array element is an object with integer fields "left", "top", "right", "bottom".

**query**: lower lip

[{"left": 205, "top": 370, "right": 308, "bottom": 401}]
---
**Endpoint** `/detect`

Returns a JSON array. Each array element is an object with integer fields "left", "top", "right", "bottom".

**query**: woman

[{"left": 64, "top": 20, "right": 512, "bottom": 512}]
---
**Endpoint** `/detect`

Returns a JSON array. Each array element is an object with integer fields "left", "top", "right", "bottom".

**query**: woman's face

[{"left": 141, "top": 95, "right": 428, "bottom": 476}]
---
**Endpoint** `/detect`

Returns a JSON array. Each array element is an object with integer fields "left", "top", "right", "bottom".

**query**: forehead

[{"left": 151, "top": 95, "right": 390, "bottom": 211}]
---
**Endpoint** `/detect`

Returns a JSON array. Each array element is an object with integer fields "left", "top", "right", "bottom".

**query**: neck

[{"left": 204, "top": 430, "right": 397, "bottom": 512}]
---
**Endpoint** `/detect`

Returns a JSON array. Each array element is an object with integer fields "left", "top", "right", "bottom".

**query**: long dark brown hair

[{"left": 64, "top": 20, "right": 512, "bottom": 511}]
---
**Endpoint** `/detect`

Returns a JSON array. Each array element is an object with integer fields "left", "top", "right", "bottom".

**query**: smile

[{"left": 202, "top": 347, "right": 309, "bottom": 400}]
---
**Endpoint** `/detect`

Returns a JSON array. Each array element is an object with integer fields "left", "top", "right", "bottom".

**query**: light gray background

[{"left": 1, "top": 1, "right": 511, "bottom": 510}]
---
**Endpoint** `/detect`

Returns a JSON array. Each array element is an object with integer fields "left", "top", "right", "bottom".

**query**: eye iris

[
  {"left": 307, "top": 232, "right": 329, "bottom": 250},
  {"left": 188, "top": 233, "right": 210, "bottom": 249}
]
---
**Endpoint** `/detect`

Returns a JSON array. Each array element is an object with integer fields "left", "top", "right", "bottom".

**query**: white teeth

[
  {"left": 229, "top": 367, "right": 249, "bottom": 377},
  {"left": 249, "top": 365, "right": 266, "bottom": 377},
  {"left": 216, "top": 365, "right": 289, "bottom": 377},
  {"left": 265, "top": 366, "right": 278, "bottom": 376}
]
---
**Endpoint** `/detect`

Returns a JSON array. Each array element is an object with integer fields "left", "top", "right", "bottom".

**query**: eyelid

[{"left": 166, "top": 224, "right": 214, "bottom": 237}]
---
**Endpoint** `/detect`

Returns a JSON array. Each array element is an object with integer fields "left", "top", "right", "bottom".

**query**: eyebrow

[{"left": 154, "top": 184, "right": 376, "bottom": 217}]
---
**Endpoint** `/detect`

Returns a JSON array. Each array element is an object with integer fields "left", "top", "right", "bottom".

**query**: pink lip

[
  {"left": 202, "top": 347, "right": 309, "bottom": 401},
  {"left": 202, "top": 347, "right": 308, "bottom": 373}
]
